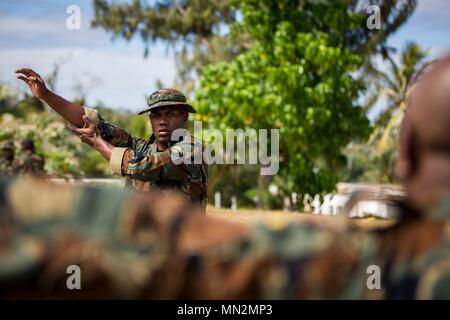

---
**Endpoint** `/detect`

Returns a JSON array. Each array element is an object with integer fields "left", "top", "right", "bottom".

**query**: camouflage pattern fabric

[
  {"left": 0, "top": 176, "right": 449, "bottom": 299},
  {"left": 138, "top": 88, "right": 197, "bottom": 115},
  {"left": 377, "top": 198, "right": 450, "bottom": 299}
]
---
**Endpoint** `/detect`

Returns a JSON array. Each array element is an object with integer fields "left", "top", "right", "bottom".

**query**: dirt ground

[{"left": 207, "top": 207, "right": 397, "bottom": 231}]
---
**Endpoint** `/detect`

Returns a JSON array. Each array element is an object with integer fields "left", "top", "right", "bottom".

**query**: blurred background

[{"left": 1, "top": 0, "right": 449, "bottom": 210}]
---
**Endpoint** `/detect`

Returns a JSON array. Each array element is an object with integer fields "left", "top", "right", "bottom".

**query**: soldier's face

[{"left": 149, "top": 106, "right": 188, "bottom": 146}]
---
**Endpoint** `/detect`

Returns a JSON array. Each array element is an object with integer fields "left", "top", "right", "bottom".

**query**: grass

[{"left": 207, "top": 206, "right": 397, "bottom": 231}]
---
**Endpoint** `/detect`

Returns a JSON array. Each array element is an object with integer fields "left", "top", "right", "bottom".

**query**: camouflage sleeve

[
  {"left": 3, "top": 176, "right": 450, "bottom": 299},
  {"left": 121, "top": 148, "right": 173, "bottom": 180},
  {"left": 110, "top": 139, "right": 206, "bottom": 182},
  {"left": 0, "top": 176, "right": 377, "bottom": 299},
  {"left": 417, "top": 257, "right": 450, "bottom": 299},
  {"left": 0, "top": 176, "right": 247, "bottom": 298},
  {"left": 176, "top": 222, "right": 373, "bottom": 300}
]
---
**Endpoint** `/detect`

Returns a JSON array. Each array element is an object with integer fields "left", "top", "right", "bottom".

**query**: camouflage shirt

[
  {"left": 0, "top": 177, "right": 449, "bottom": 299},
  {"left": 84, "top": 107, "right": 208, "bottom": 210}
]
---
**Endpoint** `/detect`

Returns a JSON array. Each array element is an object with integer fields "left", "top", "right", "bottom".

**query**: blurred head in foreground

[{"left": 396, "top": 54, "right": 450, "bottom": 211}]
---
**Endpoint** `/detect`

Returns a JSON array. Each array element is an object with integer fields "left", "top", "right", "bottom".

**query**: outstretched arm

[
  {"left": 15, "top": 68, "right": 137, "bottom": 149},
  {"left": 15, "top": 68, "right": 85, "bottom": 128}
]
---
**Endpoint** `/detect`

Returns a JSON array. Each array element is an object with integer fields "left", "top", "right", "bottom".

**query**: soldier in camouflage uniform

[
  {"left": 0, "top": 141, "right": 19, "bottom": 175},
  {"left": 5, "top": 55, "right": 449, "bottom": 299},
  {"left": 0, "top": 179, "right": 448, "bottom": 299},
  {"left": 14, "top": 139, "right": 45, "bottom": 176},
  {"left": 15, "top": 68, "right": 207, "bottom": 210}
]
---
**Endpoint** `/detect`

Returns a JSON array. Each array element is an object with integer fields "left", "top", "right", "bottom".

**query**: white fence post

[
  {"left": 312, "top": 194, "right": 321, "bottom": 214},
  {"left": 303, "top": 194, "right": 311, "bottom": 212},
  {"left": 231, "top": 196, "right": 237, "bottom": 211},
  {"left": 214, "top": 191, "right": 221, "bottom": 208},
  {"left": 320, "top": 194, "right": 333, "bottom": 215}
]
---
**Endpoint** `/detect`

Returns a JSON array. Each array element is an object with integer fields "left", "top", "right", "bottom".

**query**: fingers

[
  {"left": 16, "top": 74, "right": 43, "bottom": 86},
  {"left": 68, "top": 121, "right": 98, "bottom": 138},
  {"left": 28, "top": 76, "right": 43, "bottom": 83},
  {"left": 15, "top": 69, "right": 45, "bottom": 85},
  {"left": 15, "top": 68, "right": 33, "bottom": 74},
  {"left": 68, "top": 123, "right": 90, "bottom": 135},
  {"left": 69, "top": 127, "right": 94, "bottom": 146},
  {"left": 16, "top": 75, "right": 30, "bottom": 84}
]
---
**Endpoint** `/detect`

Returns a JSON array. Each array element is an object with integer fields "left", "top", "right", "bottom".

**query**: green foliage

[
  {"left": 195, "top": 0, "right": 372, "bottom": 198},
  {"left": 0, "top": 85, "right": 45, "bottom": 117},
  {"left": 91, "top": 0, "right": 416, "bottom": 95},
  {"left": 341, "top": 143, "right": 395, "bottom": 183},
  {"left": 0, "top": 110, "right": 83, "bottom": 177},
  {"left": 0, "top": 84, "right": 18, "bottom": 113},
  {"left": 78, "top": 144, "right": 110, "bottom": 177},
  {"left": 1, "top": 1, "right": 418, "bottom": 209},
  {"left": 0, "top": 84, "right": 153, "bottom": 178}
]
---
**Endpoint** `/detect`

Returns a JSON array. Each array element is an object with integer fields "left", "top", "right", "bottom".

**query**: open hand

[{"left": 15, "top": 68, "right": 49, "bottom": 99}]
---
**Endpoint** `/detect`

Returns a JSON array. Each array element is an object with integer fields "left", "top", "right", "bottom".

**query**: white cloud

[
  {"left": 0, "top": 13, "right": 116, "bottom": 49},
  {"left": 0, "top": 15, "right": 61, "bottom": 34},
  {"left": 0, "top": 48, "right": 176, "bottom": 111}
]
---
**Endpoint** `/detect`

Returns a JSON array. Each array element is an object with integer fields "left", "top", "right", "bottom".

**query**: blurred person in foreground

[
  {"left": 1, "top": 54, "right": 449, "bottom": 299},
  {"left": 15, "top": 69, "right": 207, "bottom": 210}
]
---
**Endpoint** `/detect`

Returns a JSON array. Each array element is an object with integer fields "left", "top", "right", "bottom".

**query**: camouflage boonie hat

[
  {"left": 1, "top": 141, "right": 15, "bottom": 150},
  {"left": 138, "top": 88, "right": 197, "bottom": 115}
]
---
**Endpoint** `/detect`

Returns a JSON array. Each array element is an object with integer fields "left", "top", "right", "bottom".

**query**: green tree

[
  {"left": 368, "top": 42, "right": 428, "bottom": 153},
  {"left": 0, "top": 84, "right": 18, "bottom": 114},
  {"left": 346, "top": 42, "right": 429, "bottom": 183},
  {"left": 92, "top": 0, "right": 248, "bottom": 94},
  {"left": 91, "top": 0, "right": 417, "bottom": 208},
  {"left": 91, "top": 0, "right": 416, "bottom": 94},
  {"left": 195, "top": 0, "right": 375, "bottom": 205}
]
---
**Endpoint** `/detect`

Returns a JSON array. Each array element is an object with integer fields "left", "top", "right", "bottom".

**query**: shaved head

[
  {"left": 410, "top": 57, "right": 450, "bottom": 152},
  {"left": 396, "top": 54, "right": 450, "bottom": 209}
]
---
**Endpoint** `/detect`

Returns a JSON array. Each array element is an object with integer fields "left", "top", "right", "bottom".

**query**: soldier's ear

[{"left": 182, "top": 111, "right": 188, "bottom": 122}]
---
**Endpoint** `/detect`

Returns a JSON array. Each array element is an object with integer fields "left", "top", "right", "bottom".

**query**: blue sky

[{"left": 0, "top": 0, "right": 449, "bottom": 115}]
